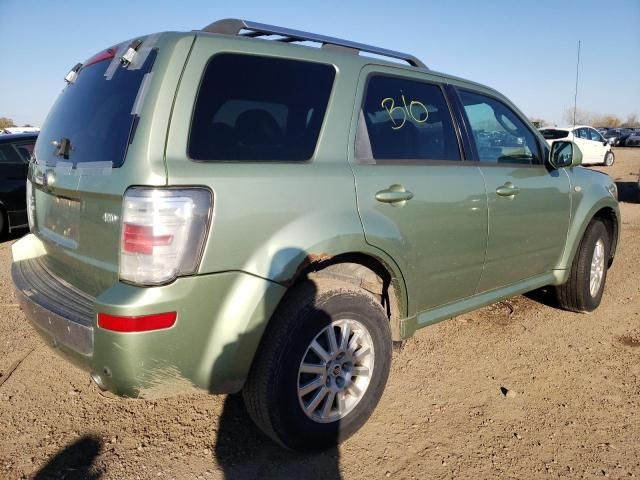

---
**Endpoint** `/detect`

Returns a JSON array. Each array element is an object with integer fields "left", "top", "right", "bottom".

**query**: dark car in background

[
  {"left": 0, "top": 133, "right": 36, "bottom": 235},
  {"left": 624, "top": 130, "right": 640, "bottom": 147},
  {"left": 604, "top": 128, "right": 634, "bottom": 146}
]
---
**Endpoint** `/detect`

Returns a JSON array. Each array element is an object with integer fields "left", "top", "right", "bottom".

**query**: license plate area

[{"left": 42, "top": 196, "right": 81, "bottom": 248}]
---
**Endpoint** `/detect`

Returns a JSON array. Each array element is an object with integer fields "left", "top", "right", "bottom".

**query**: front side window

[
  {"left": 458, "top": 90, "right": 540, "bottom": 165},
  {"left": 188, "top": 54, "right": 335, "bottom": 162},
  {"left": 356, "top": 75, "right": 460, "bottom": 162},
  {"left": 589, "top": 128, "right": 604, "bottom": 142}
]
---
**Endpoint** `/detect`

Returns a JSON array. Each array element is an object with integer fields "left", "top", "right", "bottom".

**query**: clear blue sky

[{"left": 1, "top": 0, "right": 638, "bottom": 127}]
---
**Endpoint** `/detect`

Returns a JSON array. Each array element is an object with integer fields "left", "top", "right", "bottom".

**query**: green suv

[{"left": 12, "top": 19, "right": 619, "bottom": 451}]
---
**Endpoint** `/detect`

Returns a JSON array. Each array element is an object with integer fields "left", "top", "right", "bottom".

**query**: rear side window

[
  {"left": 36, "top": 47, "right": 157, "bottom": 168},
  {"left": 541, "top": 129, "right": 569, "bottom": 140},
  {"left": 356, "top": 75, "right": 460, "bottom": 162},
  {"left": 188, "top": 54, "right": 336, "bottom": 162}
]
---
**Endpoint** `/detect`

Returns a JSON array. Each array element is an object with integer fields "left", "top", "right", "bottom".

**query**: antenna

[{"left": 573, "top": 40, "right": 581, "bottom": 126}]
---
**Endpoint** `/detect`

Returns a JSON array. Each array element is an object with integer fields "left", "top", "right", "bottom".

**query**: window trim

[
  {"left": 185, "top": 52, "right": 337, "bottom": 164},
  {"left": 454, "top": 87, "right": 545, "bottom": 168},
  {"left": 355, "top": 72, "right": 464, "bottom": 165}
]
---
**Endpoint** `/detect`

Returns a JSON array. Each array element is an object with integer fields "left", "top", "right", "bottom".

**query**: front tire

[
  {"left": 242, "top": 277, "right": 392, "bottom": 452},
  {"left": 556, "top": 219, "right": 610, "bottom": 312},
  {"left": 603, "top": 151, "right": 614, "bottom": 166}
]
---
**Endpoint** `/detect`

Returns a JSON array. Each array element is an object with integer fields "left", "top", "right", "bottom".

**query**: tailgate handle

[{"left": 375, "top": 184, "right": 414, "bottom": 206}]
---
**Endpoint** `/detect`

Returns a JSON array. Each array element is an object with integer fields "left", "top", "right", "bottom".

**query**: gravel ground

[{"left": 1, "top": 149, "right": 639, "bottom": 479}]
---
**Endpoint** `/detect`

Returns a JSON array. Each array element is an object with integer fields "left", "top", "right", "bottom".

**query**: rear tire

[
  {"left": 603, "top": 151, "right": 614, "bottom": 166},
  {"left": 242, "top": 277, "right": 392, "bottom": 452},
  {"left": 556, "top": 219, "right": 610, "bottom": 312}
]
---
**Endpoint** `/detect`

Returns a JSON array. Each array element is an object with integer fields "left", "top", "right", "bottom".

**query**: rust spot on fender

[{"left": 282, "top": 252, "right": 333, "bottom": 287}]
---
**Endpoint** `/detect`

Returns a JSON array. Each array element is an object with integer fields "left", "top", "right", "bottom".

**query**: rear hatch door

[{"left": 30, "top": 33, "right": 193, "bottom": 296}]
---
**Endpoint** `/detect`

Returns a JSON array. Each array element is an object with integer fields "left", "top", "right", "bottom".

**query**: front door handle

[
  {"left": 375, "top": 184, "right": 414, "bottom": 207},
  {"left": 496, "top": 182, "right": 520, "bottom": 197}
]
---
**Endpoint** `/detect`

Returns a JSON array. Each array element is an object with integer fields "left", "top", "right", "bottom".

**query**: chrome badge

[{"left": 102, "top": 212, "right": 119, "bottom": 223}]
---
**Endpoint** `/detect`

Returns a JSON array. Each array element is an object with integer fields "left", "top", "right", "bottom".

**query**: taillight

[
  {"left": 123, "top": 224, "right": 173, "bottom": 255},
  {"left": 119, "top": 188, "right": 212, "bottom": 285}
]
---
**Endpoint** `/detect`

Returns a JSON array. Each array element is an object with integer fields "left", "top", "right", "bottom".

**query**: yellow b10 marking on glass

[{"left": 381, "top": 95, "right": 429, "bottom": 130}]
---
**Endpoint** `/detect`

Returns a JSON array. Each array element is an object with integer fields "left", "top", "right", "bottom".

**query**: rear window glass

[
  {"left": 13, "top": 140, "right": 35, "bottom": 162},
  {"left": 188, "top": 54, "right": 336, "bottom": 162},
  {"left": 35, "top": 47, "right": 156, "bottom": 168},
  {"left": 541, "top": 129, "right": 569, "bottom": 140},
  {"left": 357, "top": 75, "right": 460, "bottom": 162},
  {"left": 0, "top": 144, "right": 25, "bottom": 164}
]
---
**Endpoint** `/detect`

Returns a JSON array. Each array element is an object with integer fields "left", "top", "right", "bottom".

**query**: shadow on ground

[
  {"left": 214, "top": 393, "right": 341, "bottom": 479},
  {"left": 0, "top": 228, "right": 28, "bottom": 246},
  {"left": 615, "top": 181, "right": 639, "bottom": 204},
  {"left": 524, "top": 286, "right": 559, "bottom": 309},
  {"left": 33, "top": 435, "right": 102, "bottom": 479}
]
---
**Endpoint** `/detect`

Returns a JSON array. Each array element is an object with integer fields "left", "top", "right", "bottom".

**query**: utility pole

[{"left": 573, "top": 40, "right": 581, "bottom": 126}]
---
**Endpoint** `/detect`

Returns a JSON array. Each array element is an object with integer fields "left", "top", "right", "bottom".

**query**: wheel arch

[
  {"left": 557, "top": 200, "right": 620, "bottom": 281},
  {"left": 282, "top": 251, "right": 408, "bottom": 342},
  {"left": 594, "top": 206, "right": 619, "bottom": 266}
]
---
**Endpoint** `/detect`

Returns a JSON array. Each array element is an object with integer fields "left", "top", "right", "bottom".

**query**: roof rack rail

[{"left": 199, "top": 18, "right": 427, "bottom": 69}]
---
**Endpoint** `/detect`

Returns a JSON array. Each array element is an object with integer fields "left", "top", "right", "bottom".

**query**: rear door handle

[
  {"left": 375, "top": 184, "right": 414, "bottom": 206},
  {"left": 496, "top": 182, "right": 520, "bottom": 197}
]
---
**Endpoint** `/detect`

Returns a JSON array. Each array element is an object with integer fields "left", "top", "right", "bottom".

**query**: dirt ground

[{"left": 1, "top": 149, "right": 639, "bottom": 480}]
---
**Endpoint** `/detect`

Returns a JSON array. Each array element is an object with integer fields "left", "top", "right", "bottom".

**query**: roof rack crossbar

[{"left": 200, "top": 18, "right": 427, "bottom": 69}]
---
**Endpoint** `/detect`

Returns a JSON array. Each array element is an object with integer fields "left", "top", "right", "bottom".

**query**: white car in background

[
  {"left": 1, "top": 127, "right": 40, "bottom": 135},
  {"left": 540, "top": 125, "right": 614, "bottom": 166}
]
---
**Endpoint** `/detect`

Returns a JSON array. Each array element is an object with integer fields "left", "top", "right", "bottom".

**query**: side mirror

[
  {"left": 549, "top": 141, "right": 582, "bottom": 169},
  {"left": 602, "top": 140, "right": 608, "bottom": 146}
]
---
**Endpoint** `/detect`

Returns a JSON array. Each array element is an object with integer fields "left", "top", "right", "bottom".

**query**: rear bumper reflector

[{"left": 97, "top": 312, "right": 177, "bottom": 333}]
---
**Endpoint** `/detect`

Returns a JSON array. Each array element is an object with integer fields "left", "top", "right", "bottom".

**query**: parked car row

[
  {"left": 620, "top": 129, "right": 640, "bottom": 147},
  {"left": 601, "top": 127, "right": 640, "bottom": 147}
]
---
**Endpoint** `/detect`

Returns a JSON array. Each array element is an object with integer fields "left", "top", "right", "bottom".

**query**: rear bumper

[
  {"left": 12, "top": 259, "right": 94, "bottom": 357},
  {"left": 12, "top": 234, "right": 287, "bottom": 398}
]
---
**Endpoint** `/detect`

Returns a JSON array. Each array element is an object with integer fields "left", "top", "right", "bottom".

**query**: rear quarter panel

[{"left": 164, "top": 35, "right": 409, "bottom": 315}]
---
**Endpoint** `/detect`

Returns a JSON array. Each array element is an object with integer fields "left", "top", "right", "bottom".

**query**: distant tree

[
  {"left": 563, "top": 107, "right": 594, "bottom": 126},
  {"left": 622, "top": 113, "right": 640, "bottom": 128},
  {"left": 594, "top": 114, "right": 622, "bottom": 128},
  {"left": 0, "top": 117, "right": 16, "bottom": 129},
  {"left": 529, "top": 117, "right": 549, "bottom": 128}
]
